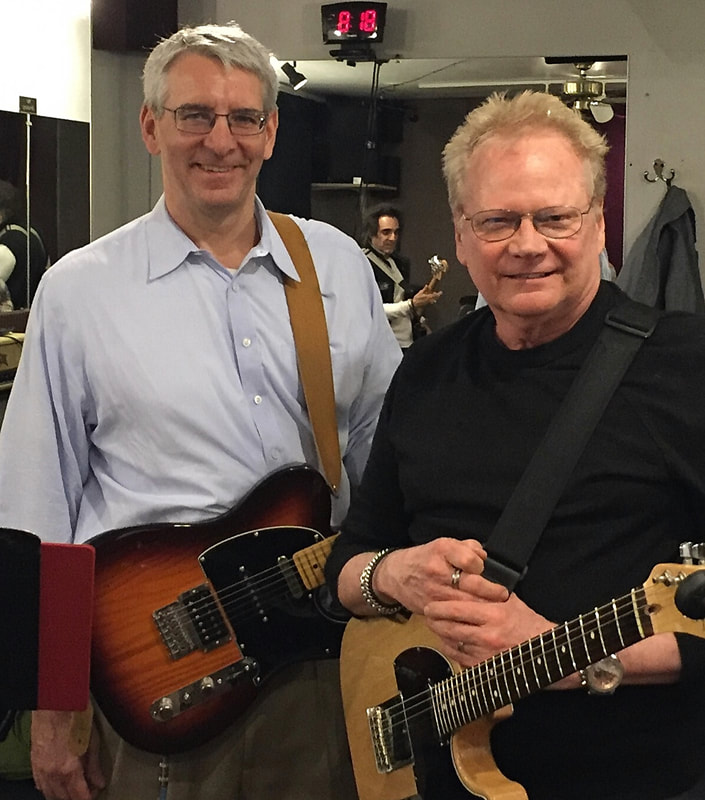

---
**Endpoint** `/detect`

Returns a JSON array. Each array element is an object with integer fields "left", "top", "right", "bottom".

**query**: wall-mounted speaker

[{"left": 92, "top": 0, "right": 178, "bottom": 53}]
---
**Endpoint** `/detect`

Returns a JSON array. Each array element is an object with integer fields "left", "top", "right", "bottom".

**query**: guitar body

[
  {"left": 341, "top": 562, "right": 705, "bottom": 800},
  {"left": 340, "top": 614, "right": 526, "bottom": 800},
  {"left": 90, "top": 465, "right": 344, "bottom": 754}
]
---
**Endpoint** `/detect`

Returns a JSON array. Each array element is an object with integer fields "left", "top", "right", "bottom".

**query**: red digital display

[
  {"left": 337, "top": 10, "right": 352, "bottom": 33},
  {"left": 322, "top": 3, "right": 387, "bottom": 45},
  {"left": 359, "top": 10, "right": 378, "bottom": 33}
]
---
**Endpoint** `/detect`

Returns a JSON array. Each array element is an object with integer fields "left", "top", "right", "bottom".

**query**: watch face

[
  {"left": 321, "top": 2, "right": 387, "bottom": 45},
  {"left": 586, "top": 655, "right": 624, "bottom": 694}
]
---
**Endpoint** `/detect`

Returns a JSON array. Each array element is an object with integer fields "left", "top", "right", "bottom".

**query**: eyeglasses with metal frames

[
  {"left": 162, "top": 105, "right": 268, "bottom": 136},
  {"left": 462, "top": 199, "right": 595, "bottom": 242}
]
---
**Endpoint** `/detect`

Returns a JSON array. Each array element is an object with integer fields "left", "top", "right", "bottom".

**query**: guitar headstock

[
  {"left": 427, "top": 255, "right": 449, "bottom": 281},
  {"left": 643, "top": 547, "right": 705, "bottom": 638}
]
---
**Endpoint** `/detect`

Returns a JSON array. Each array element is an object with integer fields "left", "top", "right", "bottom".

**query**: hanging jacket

[{"left": 617, "top": 184, "right": 704, "bottom": 313}]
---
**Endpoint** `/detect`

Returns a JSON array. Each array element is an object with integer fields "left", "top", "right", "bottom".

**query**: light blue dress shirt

[{"left": 0, "top": 197, "right": 401, "bottom": 542}]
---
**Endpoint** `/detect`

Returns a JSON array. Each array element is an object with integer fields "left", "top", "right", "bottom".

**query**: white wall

[
  {"left": 213, "top": 0, "right": 705, "bottom": 259},
  {"left": 2, "top": 0, "right": 91, "bottom": 122},
  {"left": 91, "top": 0, "right": 705, "bottom": 266}
]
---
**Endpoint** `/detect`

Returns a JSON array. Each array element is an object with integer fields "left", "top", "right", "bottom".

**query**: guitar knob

[
  {"left": 199, "top": 676, "right": 215, "bottom": 694},
  {"left": 155, "top": 697, "right": 174, "bottom": 721}
]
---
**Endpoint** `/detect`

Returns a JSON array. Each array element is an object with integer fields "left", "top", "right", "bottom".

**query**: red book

[{"left": 0, "top": 530, "right": 94, "bottom": 710}]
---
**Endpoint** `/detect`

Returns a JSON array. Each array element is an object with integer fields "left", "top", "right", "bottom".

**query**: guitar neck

[
  {"left": 292, "top": 534, "right": 338, "bottom": 591},
  {"left": 433, "top": 586, "right": 653, "bottom": 737}
]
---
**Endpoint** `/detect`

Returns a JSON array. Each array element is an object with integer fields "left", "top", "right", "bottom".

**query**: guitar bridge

[
  {"left": 367, "top": 699, "right": 413, "bottom": 774},
  {"left": 153, "top": 584, "right": 231, "bottom": 660}
]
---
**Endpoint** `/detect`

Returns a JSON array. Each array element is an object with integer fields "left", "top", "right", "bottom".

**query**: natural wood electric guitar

[
  {"left": 90, "top": 465, "right": 346, "bottom": 754},
  {"left": 341, "top": 561, "right": 705, "bottom": 800}
]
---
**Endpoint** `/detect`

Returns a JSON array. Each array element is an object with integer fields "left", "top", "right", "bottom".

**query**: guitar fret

[
  {"left": 478, "top": 660, "right": 492, "bottom": 715},
  {"left": 551, "top": 628, "right": 566, "bottom": 678},
  {"left": 489, "top": 656, "right": 503, "bottom": 709},
  {"left": 456, "top": 672, "right": 473, "bottom": 726},
  {"left": 632, "top": 588, "right": 647, "bottom": 640},
  {"left": 540, "top": 632, "right": 552, "bottom": 684},
  {"left": 578, "top": 614, "right": 591, "bottom": 662},
  {"left": 469, "top": 665, "right": 482, "bottom": 720},
  {"left": 498, "top": 652, "right": 512, "bottom": 706},
  {"left": 528, "top": 638, "right": 541, "bottom": 691},
  {"left": 505, "top": 648, "right": 519, "bottom": 701},
  {"left": 612, "top": 598, "right": 626, "bottom": 648},
  {"left": 596, "top": 607, "right": 608, "bottom": 656},
  {"left": 564, "top": 621, "right": 578, "bottom": 672},
  {"left": 513, "top": 643, "right": 531, "bottom": 696}
]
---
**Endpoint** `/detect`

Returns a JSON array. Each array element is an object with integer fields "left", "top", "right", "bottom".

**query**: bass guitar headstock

[{"left": 427, "top": 255, "right": 449, "bottom": 291}]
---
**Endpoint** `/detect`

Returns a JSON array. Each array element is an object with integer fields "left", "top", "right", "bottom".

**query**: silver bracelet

[{"left": 360, "top": 548, "right": 404, "bottom": 616}]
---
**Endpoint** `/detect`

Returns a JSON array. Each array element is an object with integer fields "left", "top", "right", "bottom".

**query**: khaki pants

[{"left": 95, "top": 660, "right": 357, "bottom": 800}]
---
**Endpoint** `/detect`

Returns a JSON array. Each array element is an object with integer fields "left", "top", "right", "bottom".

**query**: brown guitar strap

[{"left": 267, "top": 211, "right": 341, "bottom": 495}]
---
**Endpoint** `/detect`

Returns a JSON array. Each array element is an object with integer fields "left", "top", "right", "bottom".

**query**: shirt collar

[
  {"left": 144, "top": 195, "right": 302, "bottom": 282},
  {"left": 253, "top": 197, "right": 301, "bottom": 282},
  {"left": 145, "top": 196, "right": 201, "bottom": 280}
]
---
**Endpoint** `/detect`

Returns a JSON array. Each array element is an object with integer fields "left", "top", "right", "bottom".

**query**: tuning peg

[
  {"left": 692, "top": 543, "right": 705, "bottom": 565},
  {"left": 680, "top": 542, "right": 694, "bottom": 564}
]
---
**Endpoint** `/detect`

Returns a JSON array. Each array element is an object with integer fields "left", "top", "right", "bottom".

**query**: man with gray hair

[
  {"left": 0, "top": 22, "right": 400, "bottom": 800},
  {"left": 327, "top": 91, "right": 705, "bottom": 799}
]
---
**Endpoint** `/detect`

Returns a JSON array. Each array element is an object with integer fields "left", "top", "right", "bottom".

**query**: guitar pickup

[
  {"left": 153, "top": 584, "right": 231, "bottom": 660},
  {"left": 278, "top": 554, "right": 305, "bottom": 599}
]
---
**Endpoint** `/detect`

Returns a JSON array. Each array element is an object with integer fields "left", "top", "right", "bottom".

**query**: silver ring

[
  {"left": 457, "top": 641, "right": 465, "bottom": 653},
  {"left": 451, "top": 567, "right": 462, "bottom": 589}
]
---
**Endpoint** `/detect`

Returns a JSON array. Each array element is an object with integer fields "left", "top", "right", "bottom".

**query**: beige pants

[{"left": 95, "top": 660, "right": 357, "bottom": 800}]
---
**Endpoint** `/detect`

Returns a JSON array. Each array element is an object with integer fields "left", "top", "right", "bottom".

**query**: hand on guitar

[
  {"left": 31, "top": 710, "right": 105, "bottom": 800},
  {"left": 364, "top": 537, "right": 507, "bottom": 616},
  {"left": 424, "top": 588, "right": 554, "bottom": 668},
  {"left": 410, "top": 284, "right": 442, "bottom": 314}
]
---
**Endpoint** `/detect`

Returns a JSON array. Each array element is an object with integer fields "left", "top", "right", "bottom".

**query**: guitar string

[
  {"left": 379, "top": 591, "right": 643, "bottom": 738},
  {"left": 150, "top": 543, "right": 330, "bottom": 636},
  {"left": 377, "top": 590, "right": 647, "bottom": 742},
  {"left": 381, "top": 590, "right": 644, "bottom": 733}
]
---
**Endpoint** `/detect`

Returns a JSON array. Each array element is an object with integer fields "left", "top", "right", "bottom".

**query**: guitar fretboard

[
  {"left": 431, "top": 586, "right": 654, "bottom": 736},
  {"left": 293, "top": 534, "right": 338, "bottom": 590}
]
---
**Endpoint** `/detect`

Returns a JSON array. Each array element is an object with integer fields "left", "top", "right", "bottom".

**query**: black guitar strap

[{"left": 483, "top": 298, "right": 660, "bottom": 591}]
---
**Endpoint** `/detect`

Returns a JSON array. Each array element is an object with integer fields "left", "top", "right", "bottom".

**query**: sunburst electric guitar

[
  {"left": 341, "top": 556, "right": 705, "bottom": 800},
  {"left": 89, "top": 465, "right": 347, "bottom": 755}
]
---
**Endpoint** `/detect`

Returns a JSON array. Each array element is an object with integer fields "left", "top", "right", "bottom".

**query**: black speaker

[{"left": 92, "top": 0, "right": 178, "bottom": 52}]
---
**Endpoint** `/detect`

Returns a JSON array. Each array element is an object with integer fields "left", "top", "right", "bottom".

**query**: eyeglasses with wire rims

[
  {"left": 462, "top": 199, "right": 595, "bottom": 242},
  {"left": 162, "top": 105, "right": 269, "bottom": 136}
]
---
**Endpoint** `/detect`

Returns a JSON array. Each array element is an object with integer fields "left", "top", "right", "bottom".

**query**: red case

[{"left": 37, "top": 543, "right": 95, "bottom": 710}]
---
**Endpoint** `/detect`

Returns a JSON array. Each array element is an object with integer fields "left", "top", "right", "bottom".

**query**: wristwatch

[{"left": 580, "top": 654, "right": 624, "bottom": 695}]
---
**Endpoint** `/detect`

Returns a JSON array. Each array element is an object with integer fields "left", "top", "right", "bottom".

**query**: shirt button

[
  {"left": 271, "top": 448, "right": 280, "bottom": 460},
  {"left": 243, "top": 338, "right": 251, "bottom": 347},
  {"left": 254, "top": 395, "right": 262, "bottom": 405}
]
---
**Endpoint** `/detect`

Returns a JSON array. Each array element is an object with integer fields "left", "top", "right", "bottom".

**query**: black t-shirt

[{"left": 327, "top": 282, "right": 705, "bottom": 799}]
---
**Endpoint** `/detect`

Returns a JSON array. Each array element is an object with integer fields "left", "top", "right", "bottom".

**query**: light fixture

[{"left": 281, "top": 62, "right": 308, "bottom": 91}]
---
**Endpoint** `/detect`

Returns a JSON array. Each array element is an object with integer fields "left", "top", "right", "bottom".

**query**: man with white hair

[{"left": 327, "top": 91, "right": 705, "bottom": 799}]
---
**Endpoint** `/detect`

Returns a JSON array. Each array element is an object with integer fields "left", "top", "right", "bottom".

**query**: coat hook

[{"left": 644, "top": 158, "right": 675, "bottom": 186}]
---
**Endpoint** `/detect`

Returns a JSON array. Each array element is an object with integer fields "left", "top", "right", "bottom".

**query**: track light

[{"left": 281, "top": 62, "right": 308, "bottom": 91}]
